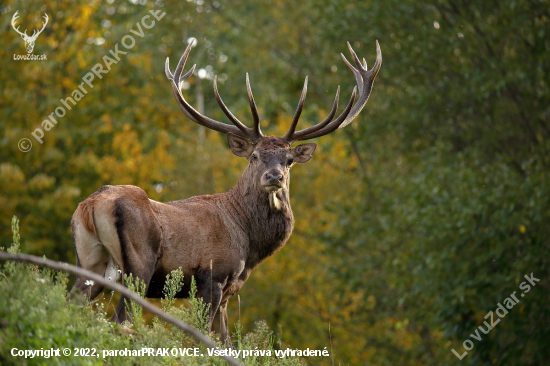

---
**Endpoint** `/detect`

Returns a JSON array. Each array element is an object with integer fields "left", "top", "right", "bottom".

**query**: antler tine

[
  {"left": 293, "top": 87, "right": 357, "bottom": 141},
  {"left": 174, "top": 42, "right": 194, "bottom": 81},
  {"left": 340, "top": 47, "right": 364, "bottom": 96},
  {"left": 164, "top": 55, "right": 173, "bottom": 79},
  {"left": 283, "top": 76, "right": 308, "bottom": 141},
  {"left": 165, "top": 41, "right": 251, "bottom": 139},
  {"left": 213, "top": 75, "right": 251, "bottom": 135},
  {"left": 246, "top": 73, "right": 263, "bottom": 140},
  {"left": 290, "top": 86, "right": 340, "bottom": 140},
  {"left": 347, "top": 41, "right": 363, "bottom": 71},
  {"left": 179, "top": 66, "right": 196, "bottom": 86},
  {"left": 165, "top": 43, "right": 198, "bottom": 123},
  {"left": 291, "top": 77, "right": 357, "bottom": 142},
  {"left": 291, "top": 41, "right": 382, "bottom": 141},
  {"left": 165, "top": 41, "right": 193, "bottom": 80}
]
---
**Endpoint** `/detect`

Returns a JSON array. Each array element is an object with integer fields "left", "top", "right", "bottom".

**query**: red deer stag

[{"left": 69, "top": 40, "right": 381, "bottom": 344}]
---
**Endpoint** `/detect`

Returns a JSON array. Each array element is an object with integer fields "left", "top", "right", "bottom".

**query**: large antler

[
  {"left": 166, "top": 40, "right": 381, "bottom": 144},
  {"left": 11, "top": 11, "right": 28, "bottom": 37},
  {"left": 284, "top": 41, "right": 382, "bottom": 143},
  {"left": 165, "top": 41, "right": 264, "bottom": 142}
]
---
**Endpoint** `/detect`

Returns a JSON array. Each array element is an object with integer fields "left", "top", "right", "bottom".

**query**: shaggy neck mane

[{"left": 225, "top": 164, "right": 295, "bottom": 267}]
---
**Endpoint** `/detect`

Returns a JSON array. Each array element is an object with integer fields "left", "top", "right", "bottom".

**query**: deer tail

[{"left": 78, "top": 200, "right": 97, "bottom": 237}]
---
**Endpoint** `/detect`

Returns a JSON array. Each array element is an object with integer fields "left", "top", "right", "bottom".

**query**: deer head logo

[{"left": 11, "top": 11, "right": 48, "bottom": 54}]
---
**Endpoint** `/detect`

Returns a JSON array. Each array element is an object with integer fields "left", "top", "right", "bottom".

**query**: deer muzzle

[{"left": 261, "top": 169, "right": 283, "bottom": 192}]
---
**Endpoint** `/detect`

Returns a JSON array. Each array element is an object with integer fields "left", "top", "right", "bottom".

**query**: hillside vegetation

[{"left": 0, "top": 217, "right": 309, "bottom": 365}]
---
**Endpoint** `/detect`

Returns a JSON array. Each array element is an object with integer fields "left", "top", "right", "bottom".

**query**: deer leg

[
  {"left": 110, "top": 224, "right": 160, "bottom": 323},
  {"left": 212, "top": 300, "right": 231, "bottom": 348},
  {"left": 196, "top": 271, "right": 224, "bottom": 332},
  {"left": 68, "top": 222, "right": 107, "bottom": 301},
  {"left": 70, "top": 276, "right": 105, "bottom": 301},
  {"left": 112, "top": 293, "right": 130, "bottom": 323},
  {"left": 111, "top": 254, "right": 157, "bottom": 323}
]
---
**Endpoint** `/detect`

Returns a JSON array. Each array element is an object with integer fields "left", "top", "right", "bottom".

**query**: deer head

[
  {"left": 12, "top": 11, "right": 48, "bottom": 54},
  {"left": 165, "top": 40, "right": 381, "bottom": 210}
]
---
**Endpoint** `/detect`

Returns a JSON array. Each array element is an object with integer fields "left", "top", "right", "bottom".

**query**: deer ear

[
  {"left": 291, "top": 143, "right": 317, "bottom": 163},
  {"left": 227, "top": 133, "right": 253, "bottom": 158}
]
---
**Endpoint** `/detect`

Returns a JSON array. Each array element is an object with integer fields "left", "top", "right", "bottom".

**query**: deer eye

[
  {"left": 251, "top": 154, "right": 258, "bottom": 161},
  {"left": 287, "top": 158, "right": 294, "bottom": 166}
]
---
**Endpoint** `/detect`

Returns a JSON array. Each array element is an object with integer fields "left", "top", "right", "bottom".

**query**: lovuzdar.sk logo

[{"left": 12, "top": 10, "right": 48, "bottom": 61}]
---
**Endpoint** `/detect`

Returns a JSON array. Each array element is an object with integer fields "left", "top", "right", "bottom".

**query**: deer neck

[{"left": 225, "top": 167, "right": 295, "bottom": 265}]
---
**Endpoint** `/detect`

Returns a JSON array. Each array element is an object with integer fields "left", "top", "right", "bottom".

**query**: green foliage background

[{"left": 1, "top": 0, "right": 549, "bottom": 364}]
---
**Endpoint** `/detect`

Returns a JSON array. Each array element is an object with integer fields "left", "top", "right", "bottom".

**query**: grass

[{"left": 0, "top": 216, "right": 307, "bottom": 366}]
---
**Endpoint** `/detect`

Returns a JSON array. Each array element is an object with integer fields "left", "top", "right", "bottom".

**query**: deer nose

[{"left": 265, "top": 171, "right": 283, "bottom": 185}]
